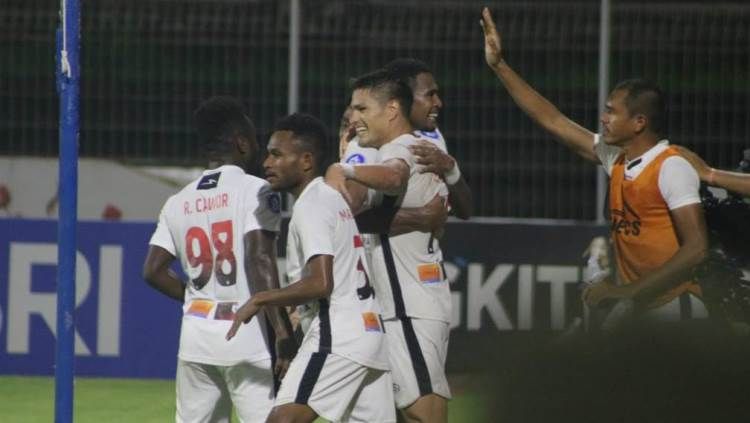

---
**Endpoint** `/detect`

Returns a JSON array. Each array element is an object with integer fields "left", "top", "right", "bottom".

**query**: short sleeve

[
  {"left": 342, "top": 138, "right": 379, "bottom": 165},
  {"left": 415, "top": 128, "right": 448, "bottom": 153},
  {"left": 379, "top": 140, "right": 415, "bottom": 170},
  {"left": 245, "top": 183, "right": 281, "bottom": 234},
  {"left": 658, "top": 156, "right": 701, "bottom": 210},
  {"left": 294, "top": 197, "right": 336, "bottom": 263},
  {"left": 149, "top": 200, "right": 176, "bottom": 256},
  {"left": 593, "top": 133, "right": 623, "bottom": 176}
]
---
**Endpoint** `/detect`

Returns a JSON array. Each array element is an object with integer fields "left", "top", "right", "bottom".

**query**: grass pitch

[{"left": 0, "top": 376, "right": 487, "bottom": 422}]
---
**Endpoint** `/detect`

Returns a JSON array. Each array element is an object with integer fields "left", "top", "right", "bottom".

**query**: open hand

[
  {"left": 410, "top": 140, "right": 455, "bottom": 176},
  {"left": 273, "top": 336, "right": 298, "bottom": 380},
  {"left": 325, "top": 164, "right": 353, "bottom": 206},
  {"left": 480, "top": 7, "right": 503, "bottom": 68},
  {"left": 226, "top": 299, "right": 261, "bottom": 341}
]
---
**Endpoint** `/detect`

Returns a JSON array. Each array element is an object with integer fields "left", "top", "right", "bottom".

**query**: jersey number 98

[{"left": 185, "top": 220, "right": 237, "bottom": 289}]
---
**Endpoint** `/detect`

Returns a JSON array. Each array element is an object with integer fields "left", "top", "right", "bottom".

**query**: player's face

[
  {"left": 263, "top": 130, "right": 305, "bottom": 192},
  {"left": 600, "top": 89, "right": 639, "bottom": 146},
  {"left": 410, "top": 72, "right": 442, "bottom": 131},
  {"left": 349, "top": 88, "right": 390, "bottom": 148}
]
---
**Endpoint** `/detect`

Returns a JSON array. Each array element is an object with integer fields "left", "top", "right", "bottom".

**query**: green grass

[{"left": 0, "top": 376, "right": 487, "bottom": 422}]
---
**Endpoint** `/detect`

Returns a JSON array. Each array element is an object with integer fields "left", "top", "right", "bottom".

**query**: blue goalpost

[{"left": 55, "top": 0, "right": 80, "bottom": 421}]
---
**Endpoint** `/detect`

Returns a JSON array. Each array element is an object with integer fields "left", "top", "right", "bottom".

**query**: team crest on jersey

[
  {"left": 345, "top": 153, "right": 365, "bottom": 164},
  {"left": 415, "top": 130, "right": 440, "bottom": 140},
  {"left": 266, "top": 192, "right": 281, "bottom": 214}
]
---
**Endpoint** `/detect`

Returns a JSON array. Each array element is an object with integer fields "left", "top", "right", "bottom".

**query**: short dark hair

[
  {"left": 193, "top": 96, "right": 256, "bottom": 156},
  {"left": 350, "top": 68, "right": 413, "bottom": 118},
  {"left": 612, "top": 79, "right": 667, "bottom": 137},
  {"left": 384, "top": 58, "right": 433, "bottom": 90},
  {"left": 273, "top": 113, "right": 330, "bottom": 175}
]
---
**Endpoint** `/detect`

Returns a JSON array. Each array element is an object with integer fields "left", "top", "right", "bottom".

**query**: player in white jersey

[
  {"left": 327, "top": 69, "right": 451, "bottom": 423},
  {"left": 227, "top": 113, "right": 394, "bottom": 423},
  {"left": 143, "top": 97, "right": 296, "bottom": 423},
  {"left": 341, "top": 58, "right": 473, "bottom": 221}
]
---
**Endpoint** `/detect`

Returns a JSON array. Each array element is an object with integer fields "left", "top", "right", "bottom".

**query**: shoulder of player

[
  {"left": 659, "top": 154, "right": 697, "bottom": 178},
  {"left": 414, "top": 128, "right": 445, "bottom": 142},
  {"left": 343, "top": 138, "right": 377, "bottom": 165},
  {"left": 295, "top": 180, "right": 346, "bottom": 212}
]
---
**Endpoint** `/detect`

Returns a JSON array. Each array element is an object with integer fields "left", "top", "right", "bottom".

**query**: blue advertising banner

[
  {"left": 0, "top": 219, "right": 181, "bottom": 378},
  {"left": 0, "top": 218, "right": 606, "bottom": 378}
]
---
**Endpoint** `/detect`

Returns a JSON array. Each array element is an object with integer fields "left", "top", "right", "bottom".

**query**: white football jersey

[
  {"left": 340, "top": 128, "right": 449, "bottom": 274},
  {"left": 286, "top": 177, "right": 388, "bottom": 370},
  {"left": 369, "top": 134, "right": 451, "bottom": 322},
  {"left": 149, "top": 165, "right": 281, "bottom": 366}
]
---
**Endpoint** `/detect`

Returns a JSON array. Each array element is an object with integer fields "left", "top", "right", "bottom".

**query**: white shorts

[
  {"left": 275, "top": 352, "right": 396, "bottom": 423},
  {"left": 176, "top": 358, "right": 274, "bottom": 423},
  {"left": 384, "top": 317, "right": 451, "bottom": 409}
]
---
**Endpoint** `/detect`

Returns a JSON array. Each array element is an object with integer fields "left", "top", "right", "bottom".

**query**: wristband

[
  {"left": 444, "top": 162, "right": 461, "bottom": 185},
  {"left": 707, "top": 168, "right": 716, "bottom": 185},
  {"left": 340, "top": 163, "right": 355, "bottom": 179}
]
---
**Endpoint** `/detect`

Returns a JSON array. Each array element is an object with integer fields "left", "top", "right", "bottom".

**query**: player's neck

[
  {"left": 380, "top": 122, "right": 414, "bottom": 146},
  {"left": 622, "top": 133, "right": 660, "bottom": 161},
  {"left": 290, "top": 175, "right": 317, "bottom": 199}
]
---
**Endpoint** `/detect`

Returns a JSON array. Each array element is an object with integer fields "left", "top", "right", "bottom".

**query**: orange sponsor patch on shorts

[
  {"left": 417, "top": 263, "right": 442, "bottom": 284},
  {"left": 362, "top": 312, "right": 382, "bottom": 332},
  {"left": 186, "top": 299, "right": 214, "bottom": 318}
]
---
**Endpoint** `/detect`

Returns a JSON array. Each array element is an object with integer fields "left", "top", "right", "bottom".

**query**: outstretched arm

[
  {"left": 356, "top": 194, "right": 448, "bottom": 236},
  {"left": 325, "top": 158, "right": 410, "bottom": 208},
  {"left": 675, "top": 145, "right": 750, "bottom": 197},
  {"left": 227, "top": 254, "right": 333, "bottom": 340},
  {"left": 481, "top": 7, "right": 598, "bottom": 163}
]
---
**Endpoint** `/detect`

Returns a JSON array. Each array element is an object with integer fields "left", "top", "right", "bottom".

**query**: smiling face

[
  {"left": 262, "top": 130, "right": 308, "bottom": 193},
  {"left": 409, "top": 72, "right": 442, "bottom": 131},
  {"left": 348, "top": 88, "right": 393, "bottom": 148},
  {"left": 600, "top": 89, "right": 643, "bottom": 147}
]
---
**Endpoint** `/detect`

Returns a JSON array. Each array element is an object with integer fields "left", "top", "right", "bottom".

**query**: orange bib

[{"left": 609, "top": 147, "right": 701, "bottom": 307}]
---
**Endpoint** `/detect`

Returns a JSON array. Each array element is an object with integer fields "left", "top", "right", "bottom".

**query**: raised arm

[
  {"left": 481, "top": 7, "right": 598, "bottom": 163},
  {"left": 675, "top": 145, "right": 750, "bottom": 197}
]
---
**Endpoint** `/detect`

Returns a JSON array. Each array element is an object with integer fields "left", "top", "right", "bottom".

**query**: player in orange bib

[{"left": 481, "top": 7, "right": 708, "bottom": 323}]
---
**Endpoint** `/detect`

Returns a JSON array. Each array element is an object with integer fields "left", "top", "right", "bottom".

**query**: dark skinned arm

[
  {"left": 244, "top": 229, "right": 297, "bottom": 376},
  {"left": 409, "top": 140, "right": 473, "bottom": 219},
  {"left": 227, "top": 254, "right": 334, "bottom": 340},
  {"left": 583, "top": 203, "right": 708, "bottom": 308},
  {"left": 142, "top": 245, "right": 184, "bottom": 302},
  {"left": 355, "top": 194, "right": 448, "bottom": 236}
]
